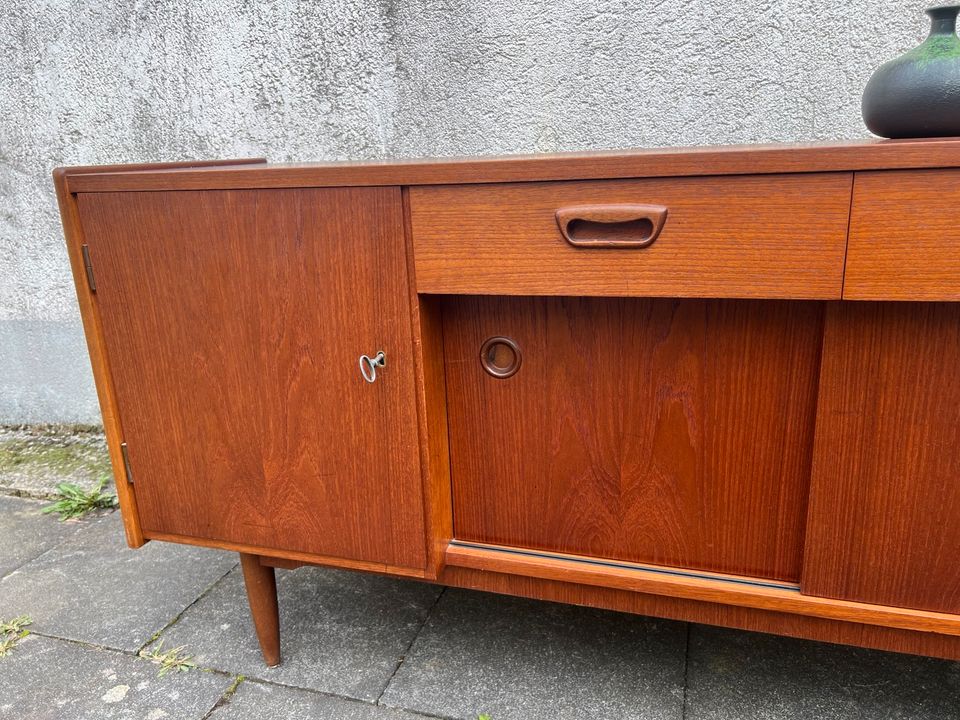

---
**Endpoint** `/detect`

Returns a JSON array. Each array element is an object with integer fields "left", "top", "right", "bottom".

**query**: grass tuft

[
  {"left": 42, "top": 476, "right": 117, "bottom": 520},
  {"left": 223, "top": 675, "right": 245, "bottom": 700},
  {"left": 139, "top": 640, "right": 197, "bottom": 677},
  {"left": 0, "top": 615, "right": 32, "bottom": 657}
]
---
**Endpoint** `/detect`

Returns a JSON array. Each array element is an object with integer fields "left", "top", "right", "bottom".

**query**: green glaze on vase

[{"left": 862, "top": 5, "right": 960, "bottom": 138}]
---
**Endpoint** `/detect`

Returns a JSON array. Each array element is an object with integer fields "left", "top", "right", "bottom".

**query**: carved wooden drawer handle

[{"left": 556, "top": 204, "right": 668, "bottom": 248}]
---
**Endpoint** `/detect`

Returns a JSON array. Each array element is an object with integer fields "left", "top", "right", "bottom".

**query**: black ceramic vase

[{"left": 862, "top": 4, "right": 960, "bottom": 138}]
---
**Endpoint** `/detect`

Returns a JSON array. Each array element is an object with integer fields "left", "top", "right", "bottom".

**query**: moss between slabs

[{"left": 0, "top": 425, "right": 112, "bottom": 498}]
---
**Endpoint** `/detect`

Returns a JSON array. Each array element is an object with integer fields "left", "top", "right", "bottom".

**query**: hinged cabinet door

[{"left": 78, "top": 188, "right": 426, "bottom": 571}]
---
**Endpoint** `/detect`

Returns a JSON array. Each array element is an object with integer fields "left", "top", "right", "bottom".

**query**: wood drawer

[
  {"left": 845, "top": 170, "right": 960, "bottom": 301},
  {"left": 410, "top": 173, "right": 852, "bottom": 299}
]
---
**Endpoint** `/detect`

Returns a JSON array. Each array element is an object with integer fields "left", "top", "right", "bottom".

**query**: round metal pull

[
  {"left": 359, "top": 351, "right": 386, "bottom": 383},
  {"left": 480, "top": 336, "right": 521, "bottom": 379}
]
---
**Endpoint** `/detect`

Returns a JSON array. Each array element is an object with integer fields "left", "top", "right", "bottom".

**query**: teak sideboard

[{"left": 55, "top": 140, "right": 960, "bottom": 666}]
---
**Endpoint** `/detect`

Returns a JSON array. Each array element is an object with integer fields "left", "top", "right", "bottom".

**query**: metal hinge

[
  {"left": 120, "top": 442, "right": 134, "bottom": 485},
  {"left": 81, "top": 244, "right": 97, "bottom": 293}
]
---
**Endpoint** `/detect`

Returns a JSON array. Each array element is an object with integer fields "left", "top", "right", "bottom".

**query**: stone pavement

[
  {"left": 2, "top": 493, "right": 960, "bottom": 720},
  {"left": 0, "top": 426, "right": 110, "bottom": 500}
]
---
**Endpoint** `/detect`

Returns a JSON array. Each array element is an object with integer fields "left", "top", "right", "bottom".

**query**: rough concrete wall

[{"left": 0, "top": 0, "right": 927, "bottom": 424}]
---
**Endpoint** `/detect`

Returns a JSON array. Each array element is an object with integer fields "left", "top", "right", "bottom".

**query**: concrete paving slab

[
  {"left": 0, "top": 633, "right": 229, "bottom": 720},
  {"left": 209, "top": 678, "right": 430, "bottom": 719},
  {"left": 0, "top": 495, "right": 93, "bottom": 579},
  {"left": 0, "top": 426, "right": 112, "bottom": 499},
  {"left": 686, "top": 625, "right": 960, "bottom": 719},
  {"left": 0, "top": 512, "right": 237, "bottom": 652},
  {"left": 380, "top": 588, "right": 687, "bottom": 720},
  {"left": 155, "top": 565, "right": 442, "bottom": 702}
]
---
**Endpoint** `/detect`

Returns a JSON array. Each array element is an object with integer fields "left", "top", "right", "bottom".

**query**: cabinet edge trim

[
  {"left": 445, "top": 541, "right": 960, "bottom": 636},
  {"left": 143, "top": 530, "right": 429, "bottom": 579}
]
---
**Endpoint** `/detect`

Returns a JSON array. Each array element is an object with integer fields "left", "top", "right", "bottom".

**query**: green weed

[
  {"left": 0, "top": 615, "right": 32, "bottom": 657},
  {"left": 42, "top": 476, "right": 117, "bottom": 520},
  {"left": 139, "top": 640, "right": 197, "bottom": 677}
]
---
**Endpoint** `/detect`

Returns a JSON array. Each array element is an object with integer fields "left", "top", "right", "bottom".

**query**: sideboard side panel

[
  {"left": 803, "top": 302, "right": 960, "bottom": 613},
  {"left": 53, "top": 171, "right": 145, "bottom": 547}
]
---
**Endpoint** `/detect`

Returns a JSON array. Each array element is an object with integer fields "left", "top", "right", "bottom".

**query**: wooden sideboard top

[{"left": 60, "top": 138, "right": 960, "bottom": 192}]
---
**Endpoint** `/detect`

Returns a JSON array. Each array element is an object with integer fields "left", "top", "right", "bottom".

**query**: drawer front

[
  {"left": 410, "top": 173, "right": 852, "bottom": 299},
  {"left": 845, "top": 169, "right": 960, "bottom": 301}
]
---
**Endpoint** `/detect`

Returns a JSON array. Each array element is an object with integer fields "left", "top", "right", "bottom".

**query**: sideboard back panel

[
  {"left": 442, "top": 296, "right": 824, "bottom": 582},
  {"left": 77, "top": 188, "right": 427, "bottom": 570}
]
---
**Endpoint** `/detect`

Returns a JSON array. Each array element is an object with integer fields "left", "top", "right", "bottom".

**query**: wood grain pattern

[
  {"left": 445, "top": 542, "right": 960, "bottom": 636},
  {"left": 411, "top": 174, "right": 851, "bottom": 299},
  {"left": 440, "top": 566, "right": 960, "bottom": 661},
  {"left": 555, "top": 203, "right": 668, "bottom": 248},
  {"left": 54, "top": 159, "right": 263, "bottom": 548},
  {"left": 402, "top": 190, "right": 453, "bottom": 578},
  {"left": 52, "top": 170, "right": 145, "bottom": 547},
  {"left": 803, "top": 302, "right": 960, "bottom": 614},
  {"left": 442, "top": 296, "right": 824, "bottom": 582},
  {"left": 56, "top": 145, "right": 960, "bottom": 663},
  {"left": 63, "top": 139, "right": 960, "bottom": 193},
  {"left": 144, "top": 530, "right": 428, "bottom": 579},
  {"left": 76, "top": 188, "right": 426, "bottom": 570},
  {"left": 240, "top": 553, "right": 280, "bottom": 666},
  {"left": 845, "top": 169, "right": 960, "bottom": 300},
  {"left": 61, "top": 157, "right": 265, "bottom": 179}
]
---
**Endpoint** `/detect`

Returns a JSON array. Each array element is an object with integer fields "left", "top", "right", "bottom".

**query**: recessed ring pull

[
  {"left": 480, "top": 337, "right": 521, "bottom": 379},
  {"left": 359, "top": 351, "right": 386, "bottom": 383}
]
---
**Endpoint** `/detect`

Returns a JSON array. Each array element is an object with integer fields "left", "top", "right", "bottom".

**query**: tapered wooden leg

[{"left": 239, "top": 553, "right": 281, "bottom": 666}]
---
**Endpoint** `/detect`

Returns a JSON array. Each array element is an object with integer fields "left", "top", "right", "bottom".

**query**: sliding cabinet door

[{"left": 803, "top": 302, "right": 960, "bottom": 613}]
